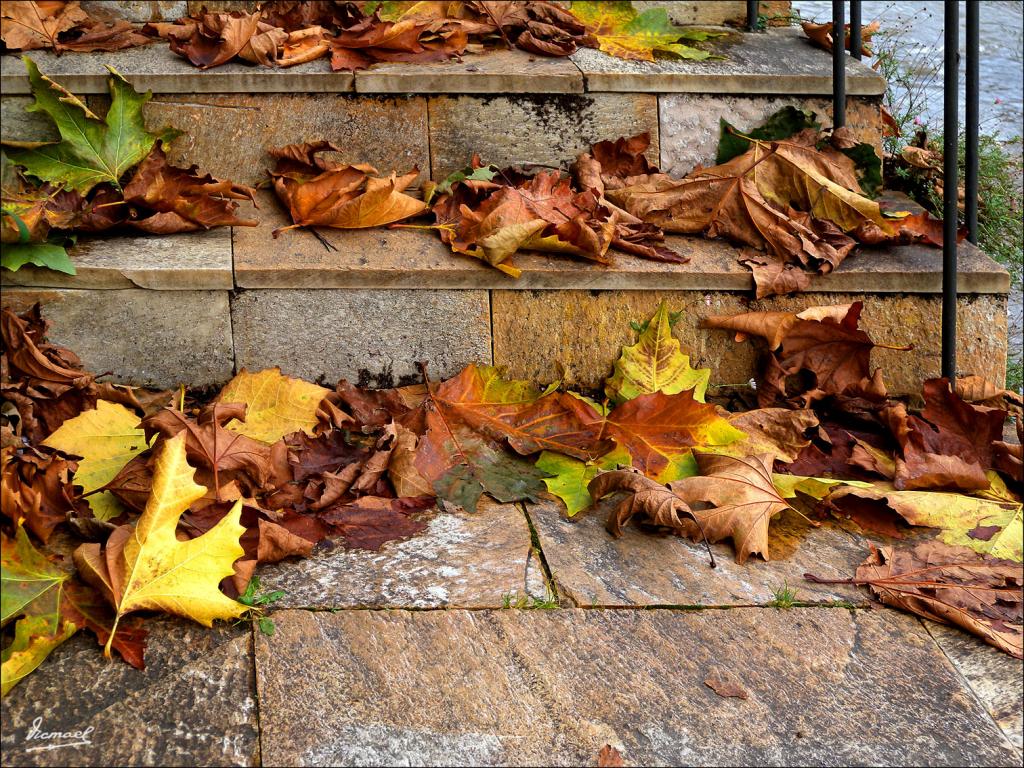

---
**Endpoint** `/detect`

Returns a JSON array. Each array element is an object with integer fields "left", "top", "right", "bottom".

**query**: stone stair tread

[
  {"left": 571, "top": 27, "right": 885, "bottom": 94},
  {"left": 233, "top": 193, "right": 1009, "bottom": 293},
  {"left": 1, "top": 227, "right": 233, "bottom": 290},
  {"left": 1, "top": 29, "right": 883, "bottom": 96}
]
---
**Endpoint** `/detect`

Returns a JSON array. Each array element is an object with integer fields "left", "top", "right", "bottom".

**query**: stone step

[
  {"left": 1, "top": 204, "right": 1011, "bottom": 392},
  {"left": 1, "top": 29, "right": 885, "bottom": 185}
]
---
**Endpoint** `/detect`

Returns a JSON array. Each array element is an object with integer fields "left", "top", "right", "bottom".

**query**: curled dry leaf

[
  {"left": 437, "top": 170, "right": 617, "bottom": 277},
  {"left": 808, "top": 541, "right": 1022, "bottom": 658},
  {"left": 0, "top": 304, "right": 97, "bottom": 444},
  {"left": 801, "top": 20, "right": 879, "bottom": 56},
  {"left": 0, "top": 446, "right": 77, "bottom": 543},
  {"left": 702, "top": 301, "right": 907, "bottom": 407},
  {"left": 597, "top": 743, "right": 625, "bottom": 768},
  {"left": 1, "top": 0, "right": 150, "bottom": 53},
  {"left": 121, "top": 145, "right": 258, "bottom": 234},
  {"left": 588, "top": 468, "right": 695, "bottom": 537},
  {"left": 269, "top": 141, "right": 427, "bottom": 234}
]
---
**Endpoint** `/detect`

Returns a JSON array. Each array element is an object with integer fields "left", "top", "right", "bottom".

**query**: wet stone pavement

[{"left": 2, "top": 501, "right": 1021, "bottom": 767}]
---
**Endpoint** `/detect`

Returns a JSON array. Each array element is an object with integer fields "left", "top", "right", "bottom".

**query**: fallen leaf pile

[
  {"left": 135, "top": 0, "right": 722, "bottom": 72},
  {"left": 1, "top": 293, "right": 1021, "bottom": 691},
  {"left": 0, "top": 0, "right": 150, "bottom": 53},
  {"left": 1, "top": 58, "right": 255, "bottom": 275}
]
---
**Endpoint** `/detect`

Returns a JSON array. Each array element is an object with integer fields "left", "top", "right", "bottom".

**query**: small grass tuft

[
  {"left": 767, "top": 582, "right": 797, "bottom": 609},
  {"left": 501, "top": 588, "right": 559, "bottom": 610}
]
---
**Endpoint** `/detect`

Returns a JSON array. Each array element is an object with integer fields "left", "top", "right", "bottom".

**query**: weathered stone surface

[
  {"left": 0, "top": 288, "right": 233, "bottom": 388},
  {"left": 632, "top": 1, "right": 790, "bottom": 26},
  {"left": 0, "top": 618, "right": 257, "bottom": 767},
  {"left": 926, "top": 622, "right": 1024, "bottom": 755},
  {"left": 229, "top": 287, "right": 491, "bottom": 387},
  {"left": 428, "top": 93, "right": 659, "bottom": 179},
  {"left": 2, "top": 48, "right": 354, "bottom": 95},
  {"left": 258, "top": 501, "right": 548, "bottom": 609},
  {"left": 1, "top": 229, "right": 232, "bottom": 290},
  {"left": 572, "top": 28, "right": 886, "bottom": 94},
  {"left": 528, "top": 498, "right": 868, "bottom": 607},
  {"left": 234, "top": 192, "right": 1009, "bottom": 293},
  {"left": 659, "top": 94, "right": 883, "bottom": 176},
  {"left": 356, "top": 48, "right": 583, "bottom": 93},
  {"left": 81, "top": 0, "right": 185, "bottom": 21},
  {"left": 0, "top": 96, "right": 58, "bottom": 142},
  {"left": 491, "top": 290, "right": 1009, "bottom": 392},
  {"left": 138, "top": 94, "right": 427, "bottom": 186},
  {"left": 256, "top": 607, "right": 1019, "bottom": 766}
]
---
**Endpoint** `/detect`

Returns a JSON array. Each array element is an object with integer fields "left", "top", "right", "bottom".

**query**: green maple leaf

[
  {"left": 1, "top": 527, "right": 80, "bottom": 696},
  {"left": 9, "top": 57, "right": 177, "bottom": 194}
]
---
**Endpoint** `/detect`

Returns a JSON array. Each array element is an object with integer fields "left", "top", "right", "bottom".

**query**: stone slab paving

[
  {"left": 570, "top": 28, "right": 886, "bottom": 95},
  {"left": 528, "top": 498, "right": 869, "bottom": 607},
  {"left": 257, "top": 501, "right": 548, "bottom": 609},
  {"left": 925, "top": 623, "right": 1024, "bottom": 756},
  {"left": 0, "top": 287, "right": 234, "bottom": 388},
  {"left": 491, "top": 289, "right": 1009, "bottom": 393},
  {"left": 355, "top": 48, "right": 584, "bottom": 94},
  {"left": 1, "top": 228, "right": 232, "bottom": 291},
  {"left": 1, "top": 618, "right": 257, "bottom": 767},
  {"left": 229, "top": 287, "right": 491, "bottom": 387},
  {"left": 255, "top": 607, "right": 1019, "bottom": 766}
]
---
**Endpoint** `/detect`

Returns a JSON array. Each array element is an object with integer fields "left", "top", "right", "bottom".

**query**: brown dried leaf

[{"left": 588, "top": 468, "right": 695, "bottom": 537}]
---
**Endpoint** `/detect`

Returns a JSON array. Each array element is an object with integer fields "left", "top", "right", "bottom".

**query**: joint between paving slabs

[
  {"left": 921, "top": 618, "right": 1022, "bottom": 758},
  {"left": 518, "top": 502, "right": 562, "bottom": 606},
  {"left": 248, "top": 621, "right": 265, "bottom": 768}
]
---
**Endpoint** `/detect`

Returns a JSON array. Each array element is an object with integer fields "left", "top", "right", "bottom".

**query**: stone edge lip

[
  {"left": 2, "top": 235, "right": 1009, "bottom": 295},
  {"left": 1, "top": 29, "right": 885, "bottom": 96}
]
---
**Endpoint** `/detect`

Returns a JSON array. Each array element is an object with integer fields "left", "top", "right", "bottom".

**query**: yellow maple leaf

[
  {"left": 42, "top": 400, "right": 153, "bottom": 520},
  {"left": 216, "top": 368, "right": 329, "bottom": 444},
  {"left": 605, "top": 300, "right": 710, "bottom": 405},
  {"left": 104, "top": 433, "right": 245, "bottom": 655}
]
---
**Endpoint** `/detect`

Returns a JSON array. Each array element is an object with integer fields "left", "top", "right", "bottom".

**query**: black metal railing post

[
  {"left": 942, "top": 0, "right": 960, "bottom": 379},
  {"left": 832, "top": 0, "right": 846, "bottom": 127},
  {"left": 965, "top": 1, "right": 980, "bottom": 244},
  {"left": 849, "top": 0, "right": 863, "bottom": 59},
  {"left": 746, "top": 0, "right": 759, "bottom": 31}
]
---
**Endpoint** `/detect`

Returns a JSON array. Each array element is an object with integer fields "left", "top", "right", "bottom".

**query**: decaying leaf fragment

[{"left": 269, "top": 141, "right": 427, "bottom": 234}]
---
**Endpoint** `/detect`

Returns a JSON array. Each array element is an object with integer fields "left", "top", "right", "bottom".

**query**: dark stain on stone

[{"left": 357, "top": 365, "right": 395, "bottom": 389}]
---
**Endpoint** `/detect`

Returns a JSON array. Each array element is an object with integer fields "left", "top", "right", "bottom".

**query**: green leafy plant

[{"left": 238, "top": 576, "right": 286, "bottom": 636}]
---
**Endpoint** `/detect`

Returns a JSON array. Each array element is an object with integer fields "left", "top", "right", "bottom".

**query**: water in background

[
  {"left": 795, "top": 1, "right": 1023, "bottom": 375},
  {"left": 794, "top": 1, "right": 1024, "bottom": 139}
]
